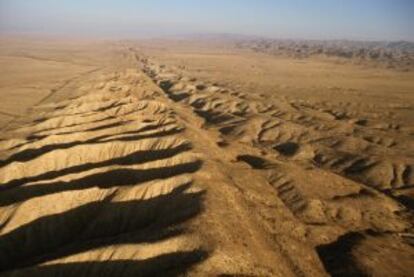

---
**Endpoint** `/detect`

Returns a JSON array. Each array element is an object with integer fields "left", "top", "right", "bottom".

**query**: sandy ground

[{"left": 0, "top": 37, "right": 413, "bottom": 276}]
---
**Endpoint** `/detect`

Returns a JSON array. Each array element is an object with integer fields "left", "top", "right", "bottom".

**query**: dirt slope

[{"left": 0, "top": 40, "right": 413, "bottom": 276}]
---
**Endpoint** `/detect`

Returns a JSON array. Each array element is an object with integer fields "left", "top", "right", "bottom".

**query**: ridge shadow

[
  {"left": 0, "top": 183, "right": 205, "bottom": 272},
  {"left": 0, "top": 160, "right": 203, "bottom": 206}
]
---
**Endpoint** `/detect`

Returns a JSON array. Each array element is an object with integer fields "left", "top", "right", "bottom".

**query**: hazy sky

[{"left": 1, "top": 0, "right": 413, "bottom": 41}]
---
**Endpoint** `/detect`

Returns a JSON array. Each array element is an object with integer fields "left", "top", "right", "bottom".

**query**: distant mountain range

[{"left": 234, "top": 38, "right": 414, "bottom": 70}]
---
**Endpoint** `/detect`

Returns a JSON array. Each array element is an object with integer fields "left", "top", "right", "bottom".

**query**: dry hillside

[{"left": 0, "top": 38, "right": 413, "bottom": 276}]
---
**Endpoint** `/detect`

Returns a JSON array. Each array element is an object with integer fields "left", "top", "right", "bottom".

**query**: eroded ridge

[
  {"left": 0, "top": 69, "right": 206, "bottom": 276},
  {"left": 1, "top": 48, "right": 413, "bottom": 276},
  {"left": 141, "top": 58, "right": 413, "bottom": 193},
  {"left": 139, "top": 55, "right": 414, "bottom": 276}
]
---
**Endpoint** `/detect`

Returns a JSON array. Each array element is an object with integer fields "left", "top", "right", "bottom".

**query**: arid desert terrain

[{"left": 0, "top": 37, "right": 413, "bottom": 276}]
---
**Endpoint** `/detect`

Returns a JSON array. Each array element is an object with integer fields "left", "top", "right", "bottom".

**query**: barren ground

[{"left": 0, "top": 37, "right": 413, "bottom": 276}]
